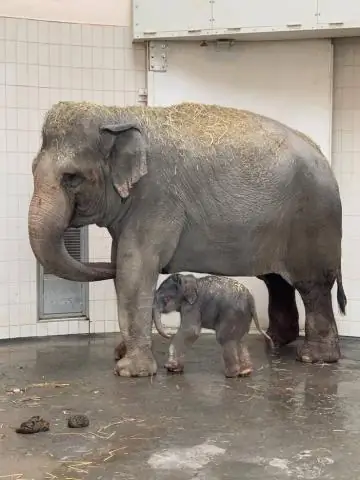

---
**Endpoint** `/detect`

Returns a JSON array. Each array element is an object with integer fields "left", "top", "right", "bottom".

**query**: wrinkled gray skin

[
  {"left": 152, "top": 273, "right": 273, "bottom": 377},
  {"left": 29, "top": 101, "right": 347, "bottom": 378}
]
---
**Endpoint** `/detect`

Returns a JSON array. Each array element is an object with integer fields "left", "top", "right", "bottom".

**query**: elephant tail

[
  {"left": 249, "top": 294, "right": 274, "bottom": 349},
  {"left": 336, "top": 269, "right": 347, "bottom": 316},
  {"left": 152, "top": 305, "right": 172, "bottom": 339}
]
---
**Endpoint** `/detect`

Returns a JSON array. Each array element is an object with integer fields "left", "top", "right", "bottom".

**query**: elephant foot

[
  {"left": 295, "top": 278, "right": 341, "bottom": 364},
  {"left": 165, "top": 358, "right": 184, "bottom": 374},
  {"left": 296, "top": 338, "right": 340, "bottom": 364},
  {"left": 259, "top": 273, "right": 299, "bottom": 348},
  {"left": 267, "top": 325, "right": 299, "bottom": 348},
  {"left": 223, "top": 343, "right": 253, "bottom": 378},
  {"left": 224, "top": 364, "right": 253, "bottom": 378},
  {"left": 114, "top": 340, "right": 127, "bottom": 361},
  {"left": 114, "top": 348, "right": 157, "bottom": 377}
]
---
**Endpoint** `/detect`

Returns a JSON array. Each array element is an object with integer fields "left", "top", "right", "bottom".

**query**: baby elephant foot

[
  {"left": 114, "top": 340, "right": 127, "bottom": 361},
  {"left": 223, "top": 342, "right": 253, "bottom": 378},
  {"left": 165, "top": 358, "right": 184, "bottom": 374},
  {"left": 114, "top": 348, "right": 157, "bottom": 377},
  {"left": 224, "top": 364, "right": 253, "bottom": 378}
]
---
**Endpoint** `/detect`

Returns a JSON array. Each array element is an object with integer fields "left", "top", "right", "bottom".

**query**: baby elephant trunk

[
  {"left": 249, "top": 295, "right": 274, "bottom": 349},
  {"left": 152, "top": 304, "right": 172, "bottom": 339}
]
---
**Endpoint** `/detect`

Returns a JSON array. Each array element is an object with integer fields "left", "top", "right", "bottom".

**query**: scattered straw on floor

[
  {"left": 0, "top": 475, "right": 26, "bottom": 479},
  {"left": 64, "top": 461, "right": 93, "bottom": 474},
  {"left": 4, "top": 383, "right": 70, "bottom": 397},
  {"left": 103, "top": 446, "right": 127, "bottom": 462},
  {"left": 28, "top": 382, "right": 70, "bottom": 388},
  {"left": 11, "top": 396, "right": 41, "bottom": 404},
  {"left": 97, "top": 419, "right": 136, "bottom": 433}
]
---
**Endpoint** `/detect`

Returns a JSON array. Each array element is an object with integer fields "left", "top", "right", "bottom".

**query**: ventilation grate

[{"left": 43, "top": 228, "right": 82, "bottom": 275}]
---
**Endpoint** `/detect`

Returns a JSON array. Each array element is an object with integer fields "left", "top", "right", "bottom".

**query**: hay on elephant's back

[{"left": 43, "top": 101, "right": 321, "bottom": 153}]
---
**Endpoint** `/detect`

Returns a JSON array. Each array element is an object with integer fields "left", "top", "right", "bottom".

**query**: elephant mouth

[
  {"left": 161, "top": 300, "right": 175, "bottom": 314},
  {"left": 68, "top": 201, "right": 102, "bottom": 228}
]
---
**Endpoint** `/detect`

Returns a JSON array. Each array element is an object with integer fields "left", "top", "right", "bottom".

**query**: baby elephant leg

[
  {"left": 237, "top": 342, "right": 253, "bottom": 377},
  {"left": 220, "top": 340, "right": 253, "bottom": 378},
  {"left": 165, "top": 324, "right": 201, "bottom": 373},
  {"left": 216, "top": 317, "right": 253, "bottom": 378}
]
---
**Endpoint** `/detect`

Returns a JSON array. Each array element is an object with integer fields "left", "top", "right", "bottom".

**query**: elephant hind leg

[
  {"left": 221, "top": 340, "right": 253, "bottom": 378},
  {"left": 216, "top": 320, "right": 253, "bottom": 378},
  {"left": 295, "top": 276, "right": 340, "bottom": 364},
  {"left": 258, "top": 273, "right": 299, "bottom": 348}
]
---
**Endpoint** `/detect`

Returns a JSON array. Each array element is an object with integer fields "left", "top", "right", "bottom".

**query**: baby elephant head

[{"left": 155, "top": 274, "right": 198, "bottom": 313}]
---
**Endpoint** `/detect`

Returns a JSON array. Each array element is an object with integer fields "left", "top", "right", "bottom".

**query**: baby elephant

[{"left": 153, "top": 273, "right": 273, "bottom": 377}]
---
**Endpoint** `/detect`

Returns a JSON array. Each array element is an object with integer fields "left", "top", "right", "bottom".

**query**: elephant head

[
  {"left": 28, "top": 102, "right": 148, "bottom": 282},
  {"left": 152, "top": 274, "right": 199, "bottom": 339}
]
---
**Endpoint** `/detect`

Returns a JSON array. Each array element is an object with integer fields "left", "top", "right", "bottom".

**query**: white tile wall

[
  {"left": 0, "top": 16, "right": 146, "bottom": 339},
  {"left": 332, "top": 38, "right": 360, "bottom": 337}
]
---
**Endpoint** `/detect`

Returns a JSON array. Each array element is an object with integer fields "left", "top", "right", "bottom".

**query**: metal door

[{"left": 38, "top": 227, "right": 89, "bottom": 320}]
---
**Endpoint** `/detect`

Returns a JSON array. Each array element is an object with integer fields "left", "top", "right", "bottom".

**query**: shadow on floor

[{"left": 0, "top": 333, "right": 360, "bottom": 479}]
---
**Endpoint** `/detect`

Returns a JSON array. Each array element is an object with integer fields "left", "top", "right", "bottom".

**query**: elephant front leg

[
  {"left": 111, "top": 245, "right": 127, "bottom": 362},
  {"left": 258, "top": 273, "right": 299, "bottom": 348},
  {"left": 295, "top": 279, "right": 340, "bottom": 364},
  {"left": 165, "top": 321, "right": 201, "bottom": 374},
  {"left": 113, "top": 250, "right": 159, "bottom": 378},
  {"left": 114, "top": 336, "right": 126, "bottom": 361}
]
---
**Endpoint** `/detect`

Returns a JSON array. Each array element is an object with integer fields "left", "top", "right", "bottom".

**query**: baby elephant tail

[
  {"left": 249, "top": 294, "right": 274, "bottom": 349},
  {"left": 152, "top": 304, "right": 172, "bottom": 339},
  {"left": 336, "top": 269, "right": 347, "bottom": 316}
]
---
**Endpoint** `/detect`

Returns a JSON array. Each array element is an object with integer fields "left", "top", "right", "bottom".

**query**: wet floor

[{"left": 1, "top": 333, "right": 360, "bottom": 479}]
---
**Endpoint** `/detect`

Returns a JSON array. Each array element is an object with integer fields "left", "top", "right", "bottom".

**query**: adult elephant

[{"left": 28, "top": 101, "right": 346, "bottom": 377}]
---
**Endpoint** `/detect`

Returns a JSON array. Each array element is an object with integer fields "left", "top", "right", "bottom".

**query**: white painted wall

[
  {"left": 148, "top": 39, "right": 334, "bottom": 332},
  {"left": 332, "top": 38, "right": 360, "bottom": 337},
  {"left": 0, "top": 0, "right": 132, "bottom": 26}
]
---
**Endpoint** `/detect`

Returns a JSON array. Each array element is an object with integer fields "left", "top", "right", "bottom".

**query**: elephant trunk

[
  {"left": 152, "top": 303, "right": 171, "bottom": 339},
  {"left": 28, "top": 182, "right": 116, "bottom": 282}
]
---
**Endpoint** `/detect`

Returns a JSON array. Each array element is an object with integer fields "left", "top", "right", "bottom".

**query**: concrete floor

[{"left": 1, "top": 333, "right": 360, "bottom": 480}]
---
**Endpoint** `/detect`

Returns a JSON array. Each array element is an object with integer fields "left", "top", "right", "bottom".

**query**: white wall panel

[
  {"left": 213, "top": 0, "right": 317, "bottom": 30},
  {"left": 317, "top": 0, "right": 360, "bottom": 26},
  {"left": 133, "top": 0, "right": 212, "bottom": 37},
  {"left": 148, "top": 39, "right": 333, "bottom": 332},
  {"left": 332, "top": 38, "right": 360, "bottom": 337},
  {"left": 133, "top": 0, "right": 360, "bottom": 41}
]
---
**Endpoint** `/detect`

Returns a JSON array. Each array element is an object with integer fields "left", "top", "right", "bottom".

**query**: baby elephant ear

[
  {"left": 181, "top": 275, "right": 198, "bottom": 305},
  {"left": 100, "top": 123, "right": 148, "bottom": 199}
]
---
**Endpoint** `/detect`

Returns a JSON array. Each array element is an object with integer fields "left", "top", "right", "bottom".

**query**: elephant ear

[
  {"left": 175, "top": 274, "right": 198, "bottom": 305},
  {"left": 99, "top": 123, "right": 148, "bottom": 199}
]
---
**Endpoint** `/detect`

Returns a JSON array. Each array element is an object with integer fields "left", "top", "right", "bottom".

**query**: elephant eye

[{"left": 62, "top": 172, "right": 84, "bottom": 188}]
